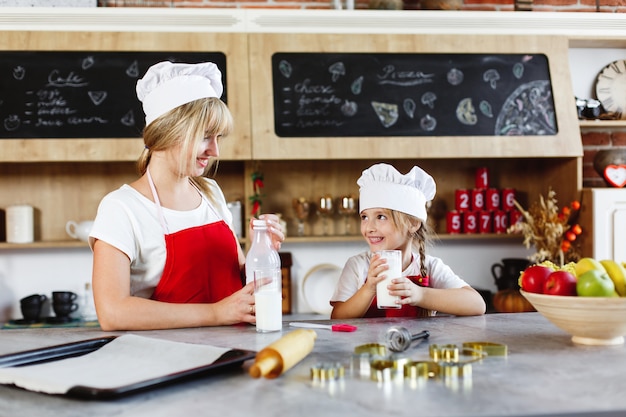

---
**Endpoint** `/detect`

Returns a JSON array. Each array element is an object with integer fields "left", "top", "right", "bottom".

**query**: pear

[{"left": 574, "top": 257, "right": 606, "bottom": 278}]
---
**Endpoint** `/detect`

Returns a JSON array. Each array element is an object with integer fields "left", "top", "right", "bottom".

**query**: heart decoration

[{"left": 604, "top": 164, "right": 626, "bottom": 188}]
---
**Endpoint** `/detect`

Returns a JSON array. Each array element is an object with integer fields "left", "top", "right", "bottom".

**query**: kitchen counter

[{"left": 0, "top": 313, "right": 625, "bottom": 417}]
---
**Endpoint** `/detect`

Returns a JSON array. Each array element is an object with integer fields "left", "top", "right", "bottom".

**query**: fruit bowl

[{"left": 521, "top": 290, "right": 626, "bottom": 346}]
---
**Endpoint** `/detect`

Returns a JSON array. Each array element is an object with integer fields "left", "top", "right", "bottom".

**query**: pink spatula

[{"left": 289, "top": 322, "right": 358, "bottom": 332}]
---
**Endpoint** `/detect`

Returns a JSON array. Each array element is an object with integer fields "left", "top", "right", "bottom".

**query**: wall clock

[{"left": 595, "top": 59, "right": 626, "bottom": 119}]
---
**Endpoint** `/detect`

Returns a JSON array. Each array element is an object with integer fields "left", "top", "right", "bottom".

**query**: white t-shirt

[
  {"left": 331, "top": 251, "right": 469, "bottom": 303},
  {"left": 89, "top": 178, "right": 234, "bottom": 299}
]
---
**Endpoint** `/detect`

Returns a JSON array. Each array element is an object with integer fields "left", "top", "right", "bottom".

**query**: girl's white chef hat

[
  {"left": 358, "top": 163, "right": 436, "bottom": 221},
  {"left": 136, "top": 61, "right": 223, "bottom": 126}
]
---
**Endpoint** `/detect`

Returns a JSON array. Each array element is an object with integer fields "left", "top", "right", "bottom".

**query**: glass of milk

[
  {"left": 254, "top": 268, "right": 283, "bottom": 332},
  {"left": 375, "top": 250, "right": 402, "bottom": 309}
]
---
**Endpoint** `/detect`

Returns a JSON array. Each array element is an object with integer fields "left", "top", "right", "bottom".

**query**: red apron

[
  {"left": 146, "top": 169, "right": 242, "bottom": 303},
  {"left": 364, "top": 275, "right": 431, "bottom": 318}
]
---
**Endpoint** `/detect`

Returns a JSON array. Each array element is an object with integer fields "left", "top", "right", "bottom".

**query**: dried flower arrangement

[{"left": 507, "top": 188, "right": 583, "bottom": 266}]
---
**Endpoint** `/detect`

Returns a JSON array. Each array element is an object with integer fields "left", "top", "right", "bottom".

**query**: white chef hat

[
  {"left": 358, "top": 163, "right": 436, "bottom": 221},
  {"left": 136, "top": 61, "right": 223, "bottom": 126}
]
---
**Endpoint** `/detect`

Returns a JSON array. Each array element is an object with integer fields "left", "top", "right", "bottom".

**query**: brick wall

[
  {"left": 96, "top": 0, "right": 626, "bottom": 12},
  {"left": 582, "top": 130, "right": 626, "bottom": 188},
  {"left": 97, "top": 1, "right": 626, "bottom": 189}
]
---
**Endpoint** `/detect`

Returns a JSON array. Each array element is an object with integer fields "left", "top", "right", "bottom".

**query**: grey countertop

[{"left": 0, "top": 313, "right": 625, "bottom": 417}]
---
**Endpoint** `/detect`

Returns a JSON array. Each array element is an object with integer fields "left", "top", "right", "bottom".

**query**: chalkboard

[
  {"left": 0, "top": 51, "right": 227, "bottom": 139},
  {"left": 272, "top": 53, "right": 557, "bottom": 137}
]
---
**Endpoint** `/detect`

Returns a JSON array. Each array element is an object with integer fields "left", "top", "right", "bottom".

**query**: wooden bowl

[{"left": 521, "top": 290, "right": 626, "bottom": 345}]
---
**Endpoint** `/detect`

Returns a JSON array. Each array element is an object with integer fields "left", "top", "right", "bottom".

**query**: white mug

[
  {"left": 65, "top": 220, "right": 94, "bottom": 242},
  {"left": 6, "top": 205, "right": 34, "bottom": 244}
]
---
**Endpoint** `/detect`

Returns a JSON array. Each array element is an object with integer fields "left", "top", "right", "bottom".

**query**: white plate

[{"left": 301, "top": 264, "right": 341, "bottom": 315}]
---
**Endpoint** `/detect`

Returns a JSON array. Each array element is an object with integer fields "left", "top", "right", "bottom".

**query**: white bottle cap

[{"left": 252, "top": 219, "right": 267, "bottom": 229}]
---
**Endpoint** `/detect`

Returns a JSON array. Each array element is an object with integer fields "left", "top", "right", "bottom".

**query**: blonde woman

[{"left": 90, "top": 62, "right": 283, "bottom": 331}]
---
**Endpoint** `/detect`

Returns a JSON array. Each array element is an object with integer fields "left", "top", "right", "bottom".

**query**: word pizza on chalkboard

[
  {"left": 0, "top": 51, "right": 226, "bottom": 139},
  {"left": 272, "top": 53, "right": 556, "bottom": 137}
]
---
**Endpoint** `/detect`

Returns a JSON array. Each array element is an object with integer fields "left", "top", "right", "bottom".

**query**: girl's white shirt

[
  {"left": 331, "top": 251, "right": 469, "bottom": 304},
  {"left": 89, "top": 178, "right": 233, "bottom": 298}
]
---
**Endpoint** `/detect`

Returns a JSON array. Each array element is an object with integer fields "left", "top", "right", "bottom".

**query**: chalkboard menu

[
  {"left": 0, "top": 51, "right": 227, "bottom": 139},
  {"left": 272, "top": 53, "right": 557, "bottom": 137}
]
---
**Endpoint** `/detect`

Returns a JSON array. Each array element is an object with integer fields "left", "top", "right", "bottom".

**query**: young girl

[{"left": 330, "top": 163, "right": 485, "bottom": 319}]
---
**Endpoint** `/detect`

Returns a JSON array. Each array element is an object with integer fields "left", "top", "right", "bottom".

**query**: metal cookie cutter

[
  {"left": 310, "top": 362, "right": 345, "bottom": 381},
  {"left": 404, "top": 361, "right": 440, "bottom": 380},
  {"left": 354, "top": 343, "right": 387, "bottom": 356},
  {"left": 429, "top": 344, "right": 460, "bottom": 362},
  {"left": 462, "top": 342, "right": 508, "bottom": 358},
  {"left": 352, "top": 344, "right": 387, "bottom": 378},
  {"left": 369, "top": 358, "right": 394, "bottom": 382}
]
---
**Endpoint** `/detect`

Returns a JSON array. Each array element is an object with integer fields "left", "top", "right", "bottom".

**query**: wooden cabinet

[
  {"left": 0, "top": 22, "right": 585, "bottom": 249},
  {"left": 0, "top": 29, "right": 251, "bottom": 246},
  {"left": 246, "top": 32, "right": 582, "bottom": 241},
  {"left": 249, "top": 33, "right": 580, "bottom": 161},
  {"left": 0, "top": 31, "right": 252, "bottom": 163}
]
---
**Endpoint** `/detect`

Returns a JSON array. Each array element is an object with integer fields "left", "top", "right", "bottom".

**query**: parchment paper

[{"left": 0, "top": 334, "right": 229, "bottom": 394}]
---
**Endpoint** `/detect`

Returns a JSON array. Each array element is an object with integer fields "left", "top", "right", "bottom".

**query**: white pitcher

[{"left": 65, "top": 220, "right": 94, "bottom": 242}]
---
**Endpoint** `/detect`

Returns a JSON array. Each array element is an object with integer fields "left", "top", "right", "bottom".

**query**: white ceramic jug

[{"left": 65, "top": 220, "right": 94, "bottom": 242}]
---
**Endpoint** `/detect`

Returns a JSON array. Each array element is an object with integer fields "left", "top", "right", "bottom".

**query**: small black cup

[
  {"left": 52, "top": 291, "right": 77, "bottom": 304},
  {"left": 20, "top": 294, "right": 47, "bottom": 322},
  {"left": 52, "top": 291, "right": 78, "bottom": 318},
  {"left": 52, "top": 301, "right": 79, "bottom": 318}
]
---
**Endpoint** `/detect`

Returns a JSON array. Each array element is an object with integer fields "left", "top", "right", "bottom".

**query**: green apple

[{"left": 576, "top": 269, "right": 618, "bottom": 297}]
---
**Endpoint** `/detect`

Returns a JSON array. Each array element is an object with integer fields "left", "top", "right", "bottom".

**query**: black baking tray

[{"left": 0, "top": 336, "right": 256, "bottom": 399}]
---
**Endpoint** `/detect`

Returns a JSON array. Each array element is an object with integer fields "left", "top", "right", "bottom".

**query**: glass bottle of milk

[{"left": 245, "top": 220, "right": 282, "bottom": 332}]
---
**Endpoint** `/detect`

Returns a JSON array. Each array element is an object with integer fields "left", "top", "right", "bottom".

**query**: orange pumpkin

[{"left": 493, "top": 289, "right": 536, "bottom": 313}]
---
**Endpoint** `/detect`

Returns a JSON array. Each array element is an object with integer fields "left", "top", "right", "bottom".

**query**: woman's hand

[
  {"left": 249, "top": 214, "right": 285, "bottom": 250},
  {"left": 215, "top": 281, "right": 257, "bottom": 324}
]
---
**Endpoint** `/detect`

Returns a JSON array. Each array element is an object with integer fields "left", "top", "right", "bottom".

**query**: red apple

[
  {"left": 519, "top": 265, "right": 552, "bottom": 294},
  {"left": 543, "top": 270, "right": 577, "bottom": 296}
]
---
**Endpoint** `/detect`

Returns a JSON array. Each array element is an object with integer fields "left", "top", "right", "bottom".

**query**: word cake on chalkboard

[{"left": 0, "top": 51, "right": 226, "bottom": 139}]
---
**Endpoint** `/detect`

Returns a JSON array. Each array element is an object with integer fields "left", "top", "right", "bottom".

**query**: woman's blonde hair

[
  {"left": 389, "top": 209, "right": 432, "bottom": 278},
  {"left": 137, "top": 97, "right": 233, "bottom": 202}
]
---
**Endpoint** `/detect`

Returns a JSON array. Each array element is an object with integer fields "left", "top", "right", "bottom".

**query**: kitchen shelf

[
  {"left": 1, "top": 234, "right": 522, "bottom": 250},
  {"left": 274, "top": 233, "right": 522, "bottom": 244},
  {"left": 579, "top": 120, "right": 626, "bottom": 129},
  {"left": 0, "top": 240, "right": 88, "bottom": 250}
]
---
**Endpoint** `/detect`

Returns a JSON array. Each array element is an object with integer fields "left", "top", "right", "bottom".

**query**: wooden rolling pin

[{"left": 249, "top": 329, "right": 317, "bottom": 379}]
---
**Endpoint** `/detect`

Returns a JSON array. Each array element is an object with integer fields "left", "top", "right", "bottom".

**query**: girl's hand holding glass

[
  {"left": 365, "top": 253, "right": 387, "bottom": 293},
  {"left": 388, "top": 277, "right": 422, "bottom": 306}
]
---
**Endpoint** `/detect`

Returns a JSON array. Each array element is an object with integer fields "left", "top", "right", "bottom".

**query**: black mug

[
  {"left": 20, "top": 294, "right": 47, "bottom": 322},
  {"left": 52, "top": 291, "right": 77, "bottom": 304},
  {"left": 52, "top": 291, "right": 78, "bottom": 318},
  {"left": 52, "top": 302, "right": 79, "bottom": 318},
  {"left": 491, "top": 258, "right": 531, "bottom": 291}
]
